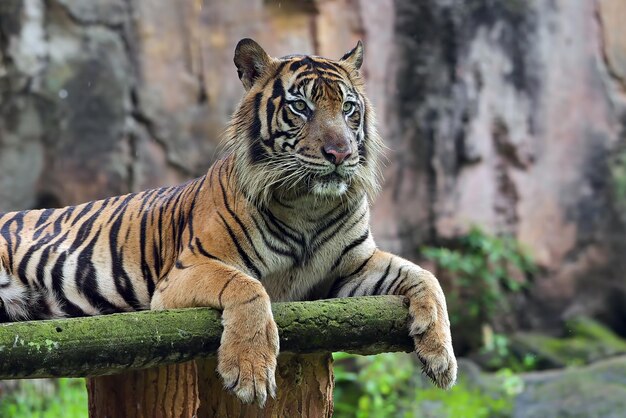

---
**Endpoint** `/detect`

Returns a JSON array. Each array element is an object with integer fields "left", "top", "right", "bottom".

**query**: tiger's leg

[
  {"left": 150, "top": 260, "right": 279, "bottom": 406},
  {"left": 329, "top": 249, "right": 457, "bottom": 388}
]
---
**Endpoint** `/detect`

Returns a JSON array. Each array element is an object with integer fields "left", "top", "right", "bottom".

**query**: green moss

[
  {"left": 567, "top": 317, "right": 626, "bottom": 351},
  {"left": 512, "top": 316, "right": 626, "bottom": 368}
]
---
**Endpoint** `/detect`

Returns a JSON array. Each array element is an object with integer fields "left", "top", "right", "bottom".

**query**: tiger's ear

[
  {"left": 234, "top": 38, "right": 272, "bottom": 91},
  {"left": 340, "top": 40, "right": 364, "bottom": 71}
]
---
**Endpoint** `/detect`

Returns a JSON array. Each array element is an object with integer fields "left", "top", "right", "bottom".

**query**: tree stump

[
  {"left": 196, "top": 354, "right": 334, "bottom": 418},
  {"left": 86, "top": 354, "right": 334, "bottom": 418},
  {"left": 86, "top": 362, "right": 199, "bottom": 418}
]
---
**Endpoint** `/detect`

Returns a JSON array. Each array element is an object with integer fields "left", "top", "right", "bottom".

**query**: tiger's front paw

[
  {"left": 407, "top": 270, "right": 457, "bottom": 389},
  {"left": 217, "top": 305, "right": 280, "bottom": 407}
]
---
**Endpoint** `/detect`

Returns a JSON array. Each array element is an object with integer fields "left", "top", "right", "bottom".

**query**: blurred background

[{"left": 1, "top": 0, "right": 626, "bottom": 417}]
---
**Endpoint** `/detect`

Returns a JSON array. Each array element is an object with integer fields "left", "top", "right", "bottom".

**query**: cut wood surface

[{"left": 0, "top": 296, "right": 414, "bottom": 379}]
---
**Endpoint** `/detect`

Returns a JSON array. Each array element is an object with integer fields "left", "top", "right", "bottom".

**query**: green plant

[
  {"left": 333, "top": 352, "right": 413, "bottom": 418},
  {"left": 0, "top": 378, "right": 88, "bottom": 418},
  {"left": 411, "top": 379, "right": 514, "bottom": 418},
  {"left": 479, "top": 329, "right": 540, "bottom": 372},
  {"left": 422, "top": 226, "right": 536, "bottom": 328},
  {"left": 333, "top": 352, "right": 518, "bottom": 418}
]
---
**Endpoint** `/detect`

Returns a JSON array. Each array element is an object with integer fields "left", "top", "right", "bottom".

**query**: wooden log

[{"left": 0, "top": 296, "right": 413, "bottom": 379}]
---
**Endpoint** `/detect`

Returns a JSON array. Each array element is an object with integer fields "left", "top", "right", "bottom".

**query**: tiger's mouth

[
  {"left": 318, "top": 172, "right": 344, "bottom": 182},
  {"left": 310, "top": 172, "right": 349, "bottom": 196}
]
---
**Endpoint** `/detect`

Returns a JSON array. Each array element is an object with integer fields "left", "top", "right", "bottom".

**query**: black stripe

[
  {"left": 360, "top": 104, "right": 368, "bottom": 160},
  {"left": 312, "top": 204, "right": 347, "bottom": 236},
  {"left": 261, "top": 60, "right": 288, "bottom": 90},
  {"left": 195, "top": 238, "right": 223, "bottom": 262},
  {"left": 218, "top": 171, "right": 267, "bottom": 267},
  {"left": 109, "top": 203, "right": 143, "bottom": 310},
  {"left": 157, "top": 205, "right": 165, "bottom": 271},
  {"left": 17, "top": 244, "right": 40, "bottom": 284},
  {"left": 401, "top": 282, "right": 423, "bottom": 297},
  {"left": 261, "top": 208, "right": 304, "bottom": 246},
  {"left": 328, "top": 255, "right": 374, "bottom": 297},
  {"left": 250, "top": 214, "right": 298, "bottom": 263},
  {"left": 19, "top": 219, "right": 70, "bottom": 288},
  {"left": 50, "top": 251, "right": 87, "bottom": 317},
  {"left": 330, "top": 230, "right": 370, "bottom": 272},
  {"left": 339, "top": 254, "right": 373, "bottom": 282},
  {"left": 281, "top": 107, "right": 297, "bottom": 129},
  {"left": 75, "top": 229, "right": 119, "bottom": 314},
  {"left": 249, "top": 93, "right": 267, "bottom": 163},
  {"left": 186, "top": 177, "right": 206, "bottom": 252},
  {"left": 139, "top": 211, "right": 155, "bottom": 297},
  {"left": 0, "top": 211, "right": 25, "bottom": 272},
  {"left": 240, "top": 293, "right": 261, "bottom": 306},
  {"left": 175, "top": 261, "right": 189, "bottom": 270},
  {"left": 34, "top": 246, "right": 52, "bottom": 288},
  {"left": 383, "top": 266, "right": 407, "bottom": 295},
  {"left": 70, "top": 201, "right": 95, "bottom": 227},
  {"left": 289, "top": 57, "right": 311, "bottom": 72},
  {"left": 218, "top": 213, "right": 261, "bottom": 279},
  {"left": 107, "top": 193, "right": 137, "bottom": 225},
  {"left": 34, "top": 209, "right": 54, "bottom": 229},
  {"left": 218, "top": 273, "right": 237, "bottom": 308},
  {"left": 296, "top": 69, "right": 343, "bottom": 80},
  {"left": 313, "top": 207, "right": 366, "bottom": 253},
  {"left": 371, "top": 261, "right": 394, "bottom": 296}
]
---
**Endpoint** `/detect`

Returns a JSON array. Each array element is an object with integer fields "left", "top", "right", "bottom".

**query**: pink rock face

[
  {"left": 383, "top": 0, "right": 626, "bottom": 330},
  {"left": 0, "top": 0, "right": 625, "bottom": 330}
]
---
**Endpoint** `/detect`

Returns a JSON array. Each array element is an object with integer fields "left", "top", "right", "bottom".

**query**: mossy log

[{"left": 0, "top": 296, "right": 413, "bottom": 379}]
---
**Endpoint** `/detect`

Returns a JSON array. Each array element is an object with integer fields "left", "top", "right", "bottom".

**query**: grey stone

[{"left": 514, "top": 356, "right": 626, "bottom": 418}]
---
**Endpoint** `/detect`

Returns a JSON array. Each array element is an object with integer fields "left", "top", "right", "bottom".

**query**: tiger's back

[{"left": 0, "top": 177, "right": 204, "bottom": 321}]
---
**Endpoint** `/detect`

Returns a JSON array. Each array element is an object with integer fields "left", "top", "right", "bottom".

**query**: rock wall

[
  {"left": 385, "top": 0, "right": 626, "bottom": 331},
  {"left": 0, "top": 0, "right": 624, "bottom": 331}
]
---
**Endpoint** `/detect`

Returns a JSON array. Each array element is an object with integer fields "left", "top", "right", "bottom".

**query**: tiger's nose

[{"left": 321, "top": 144, "right": 352, "bottom": 165}]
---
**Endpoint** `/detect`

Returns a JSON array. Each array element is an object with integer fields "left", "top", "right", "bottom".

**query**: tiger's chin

[{"left": 311, "top": 178, "right": 348, "bottom": 197}]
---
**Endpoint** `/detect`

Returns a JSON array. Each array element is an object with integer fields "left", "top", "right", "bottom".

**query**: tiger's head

[{"left": 226, "top": 38, "right": 383, "bottom": 207}]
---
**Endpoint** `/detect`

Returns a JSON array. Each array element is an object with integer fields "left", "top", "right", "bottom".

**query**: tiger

[{"left": 0, "top": 38, "right": 457, "bottom": 406}]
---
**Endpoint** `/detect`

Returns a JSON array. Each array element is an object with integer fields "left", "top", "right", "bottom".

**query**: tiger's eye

[
  {"left": 294, "top": 100, "right": 307, "bottom": 112},
  {"left": 343, "top": 102, "right": 354, "bottom": 113}
]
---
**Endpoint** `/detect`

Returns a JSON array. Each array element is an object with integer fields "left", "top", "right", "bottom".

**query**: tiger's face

[{"left": 228, "top": 39, "right": 382, "bottom": 206}]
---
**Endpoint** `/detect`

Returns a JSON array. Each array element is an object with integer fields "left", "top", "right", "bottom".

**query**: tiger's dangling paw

[
  {"left": 217, "top": 300, "right": 280, "bottom": 407},
  {"left": 151, "top": 287, "right": 280, "bottom": 406},
  {"left": 406, "top": 269, "right": 457, "bottom": 389}
]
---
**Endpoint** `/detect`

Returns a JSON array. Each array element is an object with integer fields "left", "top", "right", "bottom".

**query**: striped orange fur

[{"left": 0, "top": 39, "right": 456, "bottom": 405}]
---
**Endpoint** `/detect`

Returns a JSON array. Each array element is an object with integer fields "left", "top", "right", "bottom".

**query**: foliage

[
  {"left": 511, "top": 316, "right": 626, "bottom": 369},
  {"left": 421, "top": 226, "right": 536, "bottom": 329},
  {"left": 481, "top": 330, "right": 539, "bottom": 372},
  {"left": 0, "top": 378, "right": 88, "bottom": 418},
  {"left": 333, "top": 352, "right": 519, "bottom": 418}
]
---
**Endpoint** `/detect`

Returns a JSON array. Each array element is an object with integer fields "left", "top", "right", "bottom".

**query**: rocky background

[{"left": 1, "top": 0, "right": 625, "bottom": 337}]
